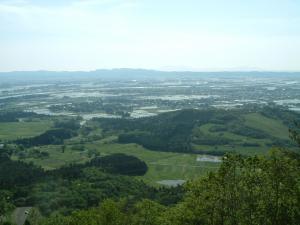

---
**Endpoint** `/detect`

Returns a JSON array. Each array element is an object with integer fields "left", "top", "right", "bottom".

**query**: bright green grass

[
  {"left": 85, "top": 141, "right": 219, "bottom": 185},
  {"left": 0, "top": 120, "right": 53, "bottom": 141},
  {"left": 194, "top": 126, "right": 269, "bottom": 156},
  {"left": 13, "top": 112, "right": 291, "bottom": 185},
  {"left": 198, "top": 123, "right": 270, "bottom": 145},
  {"left": 193, "top": 144, "right": 270, "bottom": 156},
  {"left": 198, "top": 123, "right": 252, "bottom": 141},
  {"left": 195, "top": 112, "right": 292, "bottom": 156},
  {"left": 15, "top": 140, "right": 218, "bottom": 185},
  {"left": 20, "top": 145, "right": 90, "bottom": 170},
  {"left": 244, "top": 113, "right": 290, "bottom": 139}
]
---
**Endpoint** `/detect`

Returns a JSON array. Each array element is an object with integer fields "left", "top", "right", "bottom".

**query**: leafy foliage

[
  {"left": 0, "top": 154, "right": 182, "bottom": 217},
  {"left": 0, "top": 111, "right": 42, "bottom": 122},
  {"left": 15, "top": 129, "right": 76, "bottom": 147},
  {"left": 53, "top": 118, "right": 81, "bottom": 130},
  {"left": 90, "top": 153, "right": 148, "bottom": 176},
  {"left": 0, "top": 155, "right": 44, "bottom": 189},
  {"left": 39, "top": 149, "right": 300, "bottom": 225},
  {"left": 97, "top": 109, "right": 217, "bottom": 152},
  {"left": 94, "top": 108, "right": 295, "bottom": 154}
]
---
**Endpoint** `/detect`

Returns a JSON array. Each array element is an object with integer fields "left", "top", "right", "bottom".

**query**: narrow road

[
  {"left": 12, "top": 207, "right": 32, "bottom": 225},
  {"left": 149, "top": 162, "right": 219, "bottom": 168}
]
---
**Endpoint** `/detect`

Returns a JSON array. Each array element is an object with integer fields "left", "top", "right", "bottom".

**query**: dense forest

[
  {"left": 0, "top": 111, "right": 46, "bottom": 122},
  {"left": 1, "top": 0, "right": 300, "bottom": 221},
  {"left": 94, "top": 107, "right": 297, "bottom": 154},
  {"left": 13, "top": 118, "right": 81, "bottom": 147},
  {"left": 0, "top": 152, "right": 183, "bottom": 220},
  {"left": 36, "top": 149, "right": 300, "bottom": 225},
  {"left": 1, "top": 147, "right": 299, "bottom": 224},
  {"left": 14, "top": 128, "right": 76, "bottom": 147},
  {"left": 0, "top": 107, "right": 299, "bottom": 224}
]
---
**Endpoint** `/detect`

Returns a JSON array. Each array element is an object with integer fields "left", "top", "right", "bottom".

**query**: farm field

[
  {"left": 6, "top": 108, "right": 298, "bottom": 186},
  {"left": 244, "top": 113, "right": 290, "bottom": 139},
  {"left": 0, "top": 71, "right": 300, "bottom": 223},
  {"left": 0, "top": 120, "right": 53, "bottom": 141},
  {"left": 193, "top": 112, "right": 293, "bottom": 155},
  {"left": 86, "top": 142, "right": 219, "bottom": 184},
  {"left": 20, "top": 141, "right": 219, "bottom": 185}
]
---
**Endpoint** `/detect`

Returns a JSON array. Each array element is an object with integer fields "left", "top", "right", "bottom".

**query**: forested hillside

[
  {"left": 94, "top": 107, "right": 297, "bottom": 155},
  {"left": 1, "top": 0, "right": 300, "bottom": 223},
  {"left": 38, "top": 149, "right": 300, "bottom": 225},
  {"left": 0, "top": 107, "right": 299, "bottom": 225}
]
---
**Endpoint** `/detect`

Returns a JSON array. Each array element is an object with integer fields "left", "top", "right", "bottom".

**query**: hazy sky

[{"left": 0, "top": 0, "right": 299, "bottom": 72}]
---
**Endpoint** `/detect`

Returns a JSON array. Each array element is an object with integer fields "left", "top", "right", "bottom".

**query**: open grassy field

[
  {"left": 18, "top": 145, "right": 90, "bottom": 170},
  {"left": 244, "top": 113, "right": 290, "bottom": 139},
  {"left": 9, "top": 110, "right": 297, "bottom": 186},
  {"left": 20, "top": 140, "right": 219, "bottom": 185},
  {"left": 0, "top": 120, "right": 53, "bottom": 141},
  {"left": 195, "top": 123, "right": 270, "bottom": 155},
  {"left": 194, "top": 112, "right": 292, "bottom": 155},
  {"left": 193, "top": 144, "right": 270, "bottom": 155},
  {"left": 86, "top": 141, "right": 219, "bottom": 184}
]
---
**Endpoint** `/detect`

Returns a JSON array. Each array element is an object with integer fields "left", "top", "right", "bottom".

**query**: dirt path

[
  {"left": 12, "top": 207, "right": 32, "bottom": 225},
  {"left": 149, "top": 162, "right": 219, "bottom": 168}
]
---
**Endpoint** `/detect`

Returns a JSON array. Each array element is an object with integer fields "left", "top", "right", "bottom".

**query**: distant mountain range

[{"left": 0, "top": 69, "right": 300, "bottom": 83}]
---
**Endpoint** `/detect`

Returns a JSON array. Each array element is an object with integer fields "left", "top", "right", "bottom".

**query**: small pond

[{"left": 156, "top": 180, "right": 186, "bottom": 187}]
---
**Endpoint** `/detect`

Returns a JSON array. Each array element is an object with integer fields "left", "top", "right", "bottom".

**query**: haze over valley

[{"left": 1, "top": 0, "right": 300, "bottom": 224}]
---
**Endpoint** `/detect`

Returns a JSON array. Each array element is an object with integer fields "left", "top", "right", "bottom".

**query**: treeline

[
  {"left": 14, "top": 118, "right": 81, "bottom": 147},
  {"left": 96, "top": 109, "right": 217, "bottom": 152},
  {"left": 0, "top": 154, "right": 44, "bottom": 189},
  {"left": 89, "top": 153, "right": 148, "bottom": 176},
  {"left": 33, "top": 167, "right": 182, "bottom": 216},
  {"left": 216, "top": 124, "right": 270, "bottom": 139},
  {"left": 261, "top": 105, "right": 300, "bottom": 127},
  {"left": 0, "top": 154, "right": 45, "bottom": 218},
  {"left": 94, "top": 109, "right": 239, "bottom": 152},
  {"left": 0, "top": 153, "right": 183, "bottom": 217},
  {"left": 53, "top": 118, "right": 81, "bottom": 130},
  {"left": 39, "top": 149, "right": 300, "bottom": 225},
  {"left": 0, "top": 111, "right": 43, "bottom": 122},
  {"left": 15, "top": 128, "right": 76, "bottom": 147},
  {"left": 94, "top": 108, "right": 296, "bottom": 155},
  {"left": 50, "top": 153, "right": 148, "bottom": 177}
]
